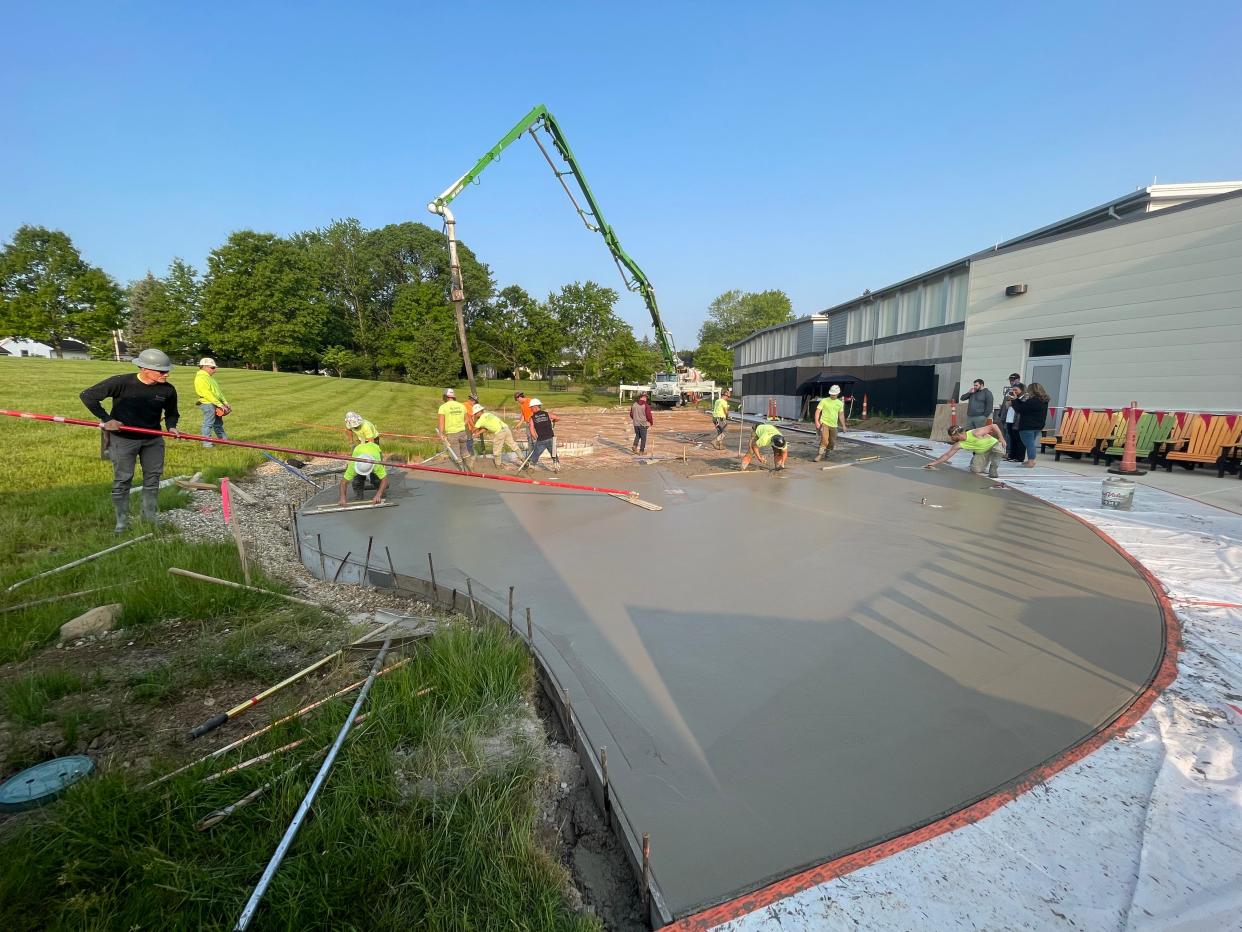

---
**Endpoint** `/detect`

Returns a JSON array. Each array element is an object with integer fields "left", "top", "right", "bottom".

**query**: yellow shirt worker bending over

[
  {"left": 338, "top": 441, "right": 389, "bottom": 505},
  {"left": 742, "top": 422, "right": 788, "bottom": 471},
  {"left": 923, "top": 423, "right": 1006, "bottom": 478}
]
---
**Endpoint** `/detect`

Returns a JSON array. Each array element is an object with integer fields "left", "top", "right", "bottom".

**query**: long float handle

[{"left": 0, "top": 409, "right": 642, "bottom": 498}]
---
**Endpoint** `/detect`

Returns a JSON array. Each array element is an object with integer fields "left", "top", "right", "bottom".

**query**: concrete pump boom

[{"left": 427, "top": 104, "right": 681, "bottom": 379}]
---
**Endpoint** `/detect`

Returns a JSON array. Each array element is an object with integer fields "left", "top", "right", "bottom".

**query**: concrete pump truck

[{"left": 427, "top": 104, "right": 715, "bottom": 407}]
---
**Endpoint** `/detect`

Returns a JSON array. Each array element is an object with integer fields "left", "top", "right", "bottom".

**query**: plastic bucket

[{"left": 1101, "top": 476, "right": 1136, "bottom": 511}]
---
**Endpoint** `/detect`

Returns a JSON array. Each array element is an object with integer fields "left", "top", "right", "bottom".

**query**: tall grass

[{"left": 0, "top": 625, "right": 595, "bottom": 931}]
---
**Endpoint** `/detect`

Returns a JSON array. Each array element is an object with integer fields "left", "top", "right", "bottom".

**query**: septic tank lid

[{"left": 0, "top": 755, "right": 94, "bottom": 812}]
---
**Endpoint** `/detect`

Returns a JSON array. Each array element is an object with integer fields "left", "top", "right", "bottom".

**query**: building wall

[
  {"left": 961, "top": 194, "right": 1242, "bottom": 411},
  {"left": 825, "top": 326, "right": 964, "bottom": 401}
]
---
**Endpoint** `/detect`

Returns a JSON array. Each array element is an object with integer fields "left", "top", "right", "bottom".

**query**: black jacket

[
  {"left": 80, "top": 373, "right": 179, "bottom": 437},
  {"left": 1010, "top": 395, "right": 1049, "bottom": 431}
]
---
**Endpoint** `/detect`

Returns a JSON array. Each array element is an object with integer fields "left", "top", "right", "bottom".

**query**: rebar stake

[
  {"left": 331, "top": 551, "right": 351, "bottom": 583},
  {"left": 466, "top": 578, "right": 478, "bottom": 623},
  {"left": 362, "top": 536, "right": 374, "bottom": 577},
  {"left": 384, "top": 545, "right": 396, "bottom": 587},
  {"left": 508, "top": 586, "right": 514, "bottom": 633},
  {"left": 600, "top": 745, "right": 610, "bottom": 827},
  {"left": 526, "top": 606, "right": 533, "bottom": 642},
  {"left": 565, "top": 692, "right": 575, "bottom": 749},
  {"left": 427, "top": 552, "right": 437, "bottom": 596},
  {"left": 642, "top": 832, "right": 651, "bottom": 914},
  {"left": 316, "top": 533, "right": 326, "bottom": 579}
]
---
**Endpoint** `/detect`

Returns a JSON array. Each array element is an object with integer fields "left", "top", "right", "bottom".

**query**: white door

[{"left": 1026, "top": 356, "right": 1070, "bottom": 426}]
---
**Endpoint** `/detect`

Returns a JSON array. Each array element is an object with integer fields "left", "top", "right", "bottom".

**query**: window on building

[
  {"left": 898, "top": 288, "right": 919, "bottom": 333},
  {"left": 828, "top": 311, "right": 847, "bottom": 348},
  {"left": 1029, "top": 337, "right": 1073, "bottom": 357},
  {"left": 945, "top": 269, "right": 968, "bottom": 323},
  {"left": 922, "top": 278, "right": 945, "bottom": 328}
]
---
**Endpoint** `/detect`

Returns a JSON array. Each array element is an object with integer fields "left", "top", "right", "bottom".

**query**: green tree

[
  {"left": 320, "top": 345, "right": 369, "bottom": 378},
  {"left": 697, "top": 289, "right": 794, "bottom": 348},
  {"left": 693, "top": 341, "right": 734, "bottom": 385},
  {"left": 471, "top": 285, "right": 566, "bottom": 385},
  {"left": 0, "top": 225, "right": 125, "bottom": 356},
  {"left": 200, "top": 231, "right": 327, "bottom": 371},
  {"left": 299, "top": 219, "right": 380, "bottom": 369},
  {"left": 598, "top": 331, "right": 662, "bottom": 386},
  {"left": 547, "top": 281, "right": 624, "bottom": 382},
  {"left": 127, "top": 258, "right": 201, "bottom": 361},
  {"left": 376, "top": 282, "right": 461, "bottom": 387}
]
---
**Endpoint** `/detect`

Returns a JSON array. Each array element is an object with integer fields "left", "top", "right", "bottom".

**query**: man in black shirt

[
  {"left": 80, "top": 348, "right": 181, "bottom": 532},
  {"left": 520, "top": 398, "right": 560, "bottom": 473}
]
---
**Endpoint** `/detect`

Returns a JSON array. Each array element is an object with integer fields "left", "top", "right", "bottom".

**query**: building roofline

[{"left": 728, "top": 313, "right": 829, "bottom": 349}]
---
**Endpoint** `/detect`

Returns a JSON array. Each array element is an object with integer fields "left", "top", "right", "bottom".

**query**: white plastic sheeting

[{"left": 714, "top": 435, "right": 1242, "bottom": 932}]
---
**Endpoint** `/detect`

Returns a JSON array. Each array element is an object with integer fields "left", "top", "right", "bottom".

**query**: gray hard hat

[{"left": 134, "top": 348, "right": 172, "bottom": 372}]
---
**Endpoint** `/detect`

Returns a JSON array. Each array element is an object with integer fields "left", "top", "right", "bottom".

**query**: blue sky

[{"left": 4, "top": 1, "right": 1239, "bottom": 348}]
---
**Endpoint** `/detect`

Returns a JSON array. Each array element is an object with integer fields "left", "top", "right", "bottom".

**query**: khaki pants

[
  {"left": 444, "top": 431, "right": 471, "bottom": 467},
  {"left": 489, "top": 427, "right": 520, "bottom": 465},
  {"left": 818, "top": 425, "right": 838, "bottom": 452},
  {"left": 970, "top": 447, "right": 1002, "bottom": 477}
]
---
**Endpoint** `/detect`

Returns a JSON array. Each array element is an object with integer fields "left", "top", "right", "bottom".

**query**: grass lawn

[{"left": 0, "top": 358, "right": 599, "bottom": 930}]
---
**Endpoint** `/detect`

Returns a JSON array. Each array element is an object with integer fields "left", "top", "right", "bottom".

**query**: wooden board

[{"left": 303, "top": 501, "right": 398, "bottom": 516}]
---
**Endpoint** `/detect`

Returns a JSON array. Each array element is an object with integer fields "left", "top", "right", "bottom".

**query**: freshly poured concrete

[{"left": 297, "top": 453, "right": 1166, "bottom": 917}]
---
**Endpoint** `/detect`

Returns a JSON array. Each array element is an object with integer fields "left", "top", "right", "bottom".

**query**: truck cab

[{"left": 651, "top": 372, "right": 682, "bottom": 407}]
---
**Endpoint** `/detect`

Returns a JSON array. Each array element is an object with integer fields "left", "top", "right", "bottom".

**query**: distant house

[{"left": 0, "top": 337, "right": 92, "bottom": 360}]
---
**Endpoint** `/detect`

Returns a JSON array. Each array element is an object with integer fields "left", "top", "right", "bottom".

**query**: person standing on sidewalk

[
  {"left": 711, "top": 388, "right": 732, "bottom": 449},
  {"left": 521, "top": 399, "right": 560, "bottom": 472},
  {"left": 959, "top": 379, "right": 994, "bottom": 429},
  {"left": 80, "top": 348, "right": 181, "bottom": 532},
  {"left": 1010, "top": 383, "right": 1050, "bottom": 468},
  {"left": 997, "top": 383, "right": 1025, "bottom": 461},
  {"left": 194, "top": 358, "right": 230, "bottom": 447},
  {"left": 923, "top": 423, "right": 1006, "bottom": 478},
  {"left": 813, "top": 385, "right": 847, "bottom": 461},
  {"left": 630, "top": 391, "right": 654, "bottom": 454},
  {"left": 437, "top": 388, "right": 472, "bottom": 471}
]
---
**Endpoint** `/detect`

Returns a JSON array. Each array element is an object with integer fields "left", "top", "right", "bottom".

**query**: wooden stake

[{"left": 168, "top": 568, "right": 320, "bottom": 608}]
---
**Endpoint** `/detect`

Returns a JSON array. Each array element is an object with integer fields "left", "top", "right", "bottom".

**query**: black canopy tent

[{"left": 796, "top": 372, "right": 861, "bottom": 398}]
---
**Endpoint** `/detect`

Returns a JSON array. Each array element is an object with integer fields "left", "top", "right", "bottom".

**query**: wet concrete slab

[{"left": 296, "top": 449, "right": 1167, "bottom": 918}]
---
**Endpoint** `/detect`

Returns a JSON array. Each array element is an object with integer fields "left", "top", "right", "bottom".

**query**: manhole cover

[{"left": 0, "top": 755, "right": 95, "bottom": 812}]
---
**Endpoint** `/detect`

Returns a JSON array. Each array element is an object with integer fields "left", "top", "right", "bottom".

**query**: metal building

[{"left": 731, "top": 182, "right": 1242, "bottom": 418}]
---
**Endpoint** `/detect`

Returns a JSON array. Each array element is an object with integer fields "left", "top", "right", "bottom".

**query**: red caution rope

[{"left": 0, "top": 409, "right": 642, "bottom": 498}]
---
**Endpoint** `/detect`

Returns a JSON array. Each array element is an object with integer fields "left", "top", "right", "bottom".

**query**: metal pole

[
  {"left": 385, "top": 546, "right": 396, "bottom": 588},
  {"left": 234, "top": 637, "right": 392, "bottom": 930},
  {"left": 6, "top": 533, "right": 153, "bottom": 592},
  {"left": 330, "top": 551, "right": 351, "bottom": 583},
  {"left": 316, "top": 533, "right": 326, "bottom": 580},
  {"left": 428, "top": 553, "right": 437, "bottom": 595},
  {"left": 508, "top": 586, "right": 514, "bottom": 633},
  {"left": 439, "top": 206, "right": 478, "bottom": 396},
  {"left": 466, "top": 578, "right": 478, "bottom": 623}
]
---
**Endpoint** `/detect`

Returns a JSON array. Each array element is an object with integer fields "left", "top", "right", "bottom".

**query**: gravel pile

[{"left": 162, "top": 457, "right": 432, "bottom": 617}]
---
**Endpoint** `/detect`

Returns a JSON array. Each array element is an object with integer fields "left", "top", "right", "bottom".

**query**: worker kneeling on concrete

[
  {"left": 338, "top": 442, "right": 388, "bottom": 505},
  {"left": 471, "top": 403, "right": 520, "bottom": 469},
  {"left": 923, "top": 423, "right": 1006, "bottom": 478},
  {"left": 742, "top": 422, "right": 788, "bottom": 471}
]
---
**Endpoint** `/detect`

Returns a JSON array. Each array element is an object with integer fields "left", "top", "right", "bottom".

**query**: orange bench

[
  {"left": 1053, "top": 411, "right": 1118, "bottom": 461},
  {"left": 1162, "top": 414, "right": 1242, "bottom": 477},
  {"left": 1039, "top": 409, "right": 1083, "bottom": 455}
]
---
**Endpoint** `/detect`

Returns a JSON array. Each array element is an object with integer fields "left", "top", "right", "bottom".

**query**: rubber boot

[
  {"left": 814, "top": 447, "right": 824, "bottom": 462},
  {"left": 141, "top": 489, "right": 159, "bottom": 524},
  {"left": 113, "top": 499, "right": 129, "bottom": 534},
  {"left": 988, "top": 464, "right": 1000, "bottom": 479}
]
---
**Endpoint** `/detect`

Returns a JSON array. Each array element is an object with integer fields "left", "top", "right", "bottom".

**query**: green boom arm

[{"left": 427, "top": 104, "right": 681, "bottom": 372}]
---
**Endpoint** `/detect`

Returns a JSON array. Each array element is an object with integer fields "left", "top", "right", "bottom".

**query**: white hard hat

[
  {"left": 828, "top": 385, "right": 841, "bottom": 396},
  {"left": 472, "top": 403, "right": 485, "bottom": 415},
  {"left": 344, "top": 411, "right": 363, "bottom": 429},
  {"left": 444, "top": 388, "right": 456, "bottom": 398},
  {"left": 199, "top": 357, "right": 218, "bottom": 368},
  {"left": 529, "top": 398, "right": 542, "bottom": 408},
  {"left": 354, "top": 453, "right": 376, "bottom": 476}
]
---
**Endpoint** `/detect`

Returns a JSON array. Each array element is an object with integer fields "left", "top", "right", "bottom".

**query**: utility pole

[{"left": 442, "top": 206, "right": 478, "bottom": 396}]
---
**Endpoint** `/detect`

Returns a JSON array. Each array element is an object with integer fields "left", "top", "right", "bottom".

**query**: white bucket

[{"left": 1101, "top": 476, "right": 1136, "bottom": 510}]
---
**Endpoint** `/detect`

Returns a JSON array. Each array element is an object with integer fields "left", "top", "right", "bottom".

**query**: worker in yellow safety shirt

[
  {"left": 344, "top": 411, "right": 380, "bottom": 447},
  {"left": 711, "top": 388, "right": 732, "bottom": 448},
  {"left": 923, "top": 423, "right": 1006, "bottom": 478},
  {"left": 338, "top": 441, "right": 389, "bottom": 505},
  {"left": 742, "top": 421, "right": 788, "bottom": 471},
  {"left": 436, "top": 388, "right": 471, "bottom": 470},
  {"left": 470, "top": 403, "right": 521, "bottom": 469},
  {"left": 194, "top": 358, "right": 230, "bottom": 448},
  {"left": 813, "top": 384, "right": 847, "bottom": 461}
]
